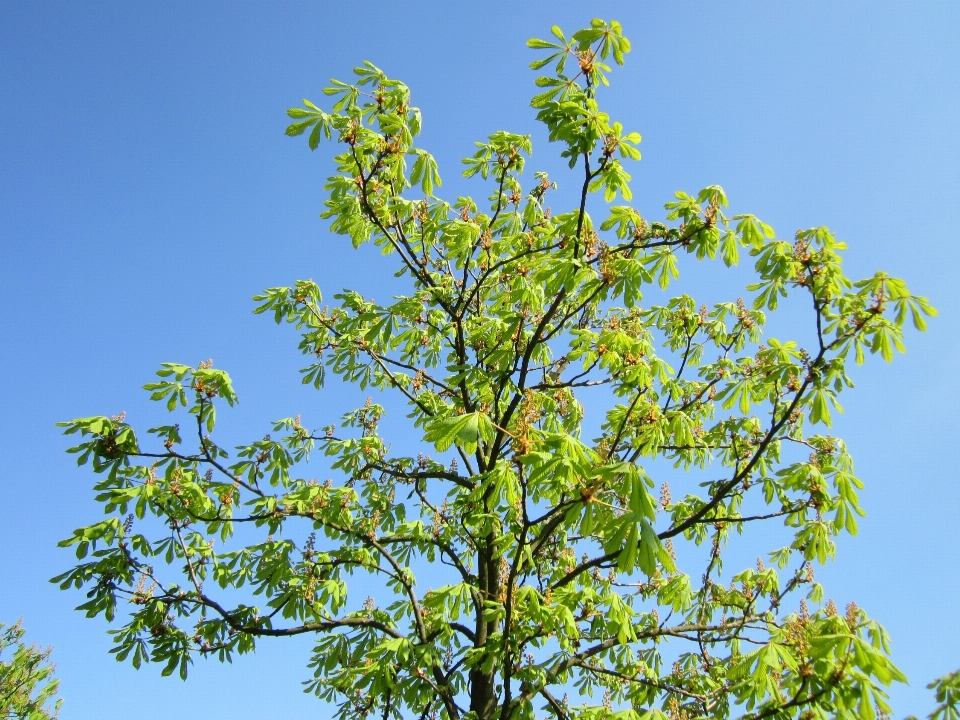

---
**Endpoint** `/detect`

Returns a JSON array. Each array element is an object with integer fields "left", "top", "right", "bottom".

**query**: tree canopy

[
  {"left": 0, "top": 620, "right": 60, "bottom": 720},
  {"left": 55, "top": 18, "right": 941, "bottom": 720}
]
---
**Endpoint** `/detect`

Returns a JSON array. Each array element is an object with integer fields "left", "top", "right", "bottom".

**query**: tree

[
  {"left": 0, "top": 621, "right": 60, "bottom": 719},
  {"left": 54, "top": 18, "right": 938, "bottom": 720}
]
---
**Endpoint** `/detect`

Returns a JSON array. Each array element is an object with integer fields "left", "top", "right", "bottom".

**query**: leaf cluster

[{"left": 0, "top": 620, "right": 61, "bottom": 720}]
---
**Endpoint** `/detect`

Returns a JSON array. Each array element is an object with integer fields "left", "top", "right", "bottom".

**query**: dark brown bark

[{"left": 470, "top": 542, "right": 499, "bottom": 719}]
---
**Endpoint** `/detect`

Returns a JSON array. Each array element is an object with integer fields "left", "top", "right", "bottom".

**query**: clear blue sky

[{"left": 1, "top": 2, "right": 958, "bottom": 716}]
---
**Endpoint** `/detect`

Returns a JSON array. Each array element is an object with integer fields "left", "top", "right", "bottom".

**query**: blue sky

[{"left": 1, "top": 2, "right": 958, "bottom": 716}]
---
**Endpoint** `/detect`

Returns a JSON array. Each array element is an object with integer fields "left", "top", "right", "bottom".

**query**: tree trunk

[
  {"left": 469, "top": 667, "right": 498, "bottom": 720},
  {"left": 470, "top": 541, "right": 499, "bottom": 720}
]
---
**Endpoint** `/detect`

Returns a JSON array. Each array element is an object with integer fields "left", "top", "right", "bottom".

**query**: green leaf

[
  {"left": 527, "top": 38, "right": 560, "bottom": 49},
  {"left": 423, "top": 412, "right": 494, "bottom": 454},
  {"left": 285, "top": 118, "right": 317, "bottom": 137}
]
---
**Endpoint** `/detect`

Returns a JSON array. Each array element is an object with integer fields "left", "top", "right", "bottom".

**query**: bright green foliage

[
  {"left": 914, "top": 670, "right": 960, "bottom": 720},
  {"left": 0, "top": 621, "right": 61, "bottom": 719},
  {"left": 56, "top": 19, "right": 937, "bottom": 720}
]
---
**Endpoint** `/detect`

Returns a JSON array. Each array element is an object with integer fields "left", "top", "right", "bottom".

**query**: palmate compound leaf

[{"left": 423, "top": 411, "right": 495, "bottom": 454}]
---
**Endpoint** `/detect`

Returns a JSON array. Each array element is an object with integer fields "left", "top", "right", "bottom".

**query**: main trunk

[
  {"left": 469, "top": 667, "right": 498, "bottom": 720},
  {"left": 470, "top": 542, "right": 499, "bottom": 720}
]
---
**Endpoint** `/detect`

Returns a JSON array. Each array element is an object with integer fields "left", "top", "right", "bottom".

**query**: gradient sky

[{"left": 1, "top": 2, "right": 958, "bottom": 717}]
